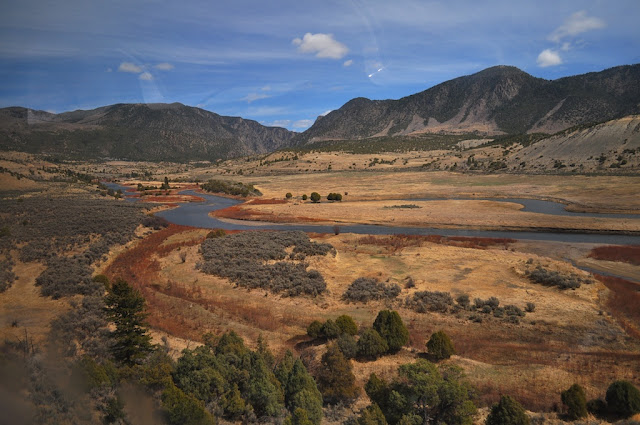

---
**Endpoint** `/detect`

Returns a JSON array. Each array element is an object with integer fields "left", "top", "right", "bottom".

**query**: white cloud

[
  {"left": 548, "top": 11, "right": 605, "bottom": 43},
  {"left": 261, "top": 85, "right": 271, "bottom": 91},
  {"left": 139, "top": 72, "right": 154, "bottom": 80},
  {"left": 292, "top": 33, "right": 348, "bottom": 59},
  {"left": 537, "top": 49, "right": 563, "bottom": 67},
  {"left": 343, "top": 59, "right": 353, "bottom": 67},
  {"left": 320, "top": 110, "right": 332, "bottom": 116},
  {"left": 118, "top": 62, "right": 143, "bottom": 73},
  {"left": 242, "top": 93, "right": 271, "bottom": 103},
  {"left": 155, "top": 62, "right": 174, "bottom": 70},
  {"left": 106, "top": 67, "right": 113, "bottom": 72},
  {"left": 292, "top": 119, "right": 313, "bottom": 129}
]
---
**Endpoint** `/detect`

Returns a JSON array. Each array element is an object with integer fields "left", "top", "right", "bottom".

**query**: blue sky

[{"left": 1, "top": 0, "right": 639, "bottom": 131}]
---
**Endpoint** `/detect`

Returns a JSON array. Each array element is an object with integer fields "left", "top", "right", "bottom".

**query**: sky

[{"left": 1, "top": 0, "right": 639, "bottom": 131}]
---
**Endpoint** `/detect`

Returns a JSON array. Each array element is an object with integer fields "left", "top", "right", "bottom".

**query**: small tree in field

[
  {"left": 486, "top": 396, "right": 529, "bottom": 425},
  {"left": 561, "top": 384, "right": 587, "bottom": 420},
  {"left": 104, "top": 279, "right": 152, "bottom": 365},
  {"left": 302, "top": 194, "right": 308, "bottom": 201},
  {"left": 286, "top": 192, "right": 293, "bottom": 199},
  {"left": 606, "top": 380, "right": 640, "bottom": 418},
  {"left": 315, "top": 344, "right": 359, "bottom": 405},
  {"left": 426, "top": 331, "right": 455, "bottom": 361},
  {"left": 310, "top": 192, "right": 321, "bottom": 203},
  {"left": 373, "top": 310, "right": 409, "bottom": 354}
]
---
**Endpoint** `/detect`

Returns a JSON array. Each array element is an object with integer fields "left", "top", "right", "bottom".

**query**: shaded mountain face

[
  {"left": 0, "top": 103, "right": 295, "bottom": 161},
  {"left": 298, "top": 64, "right": 640, "bottom": 143}
]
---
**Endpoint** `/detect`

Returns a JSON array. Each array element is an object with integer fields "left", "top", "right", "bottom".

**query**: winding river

[{"left": 103, "top": 183, "right": 640, "bottom": 245}]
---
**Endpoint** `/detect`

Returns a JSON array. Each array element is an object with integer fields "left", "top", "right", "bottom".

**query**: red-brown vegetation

[
  {"left": 213, "top": 205, "right": 325, "bottom": 223},
  {"left": 588, "top": 245, "right": 640, "bottom": 265},
  {"left": 355, "top": 234, "right": 515, "bottom": 252},
  {"left": 595, "top": 274, "right": 640, "bottom": 339},
  {"left": 246, "top": 198, "right": 288, "bottom": 205}
]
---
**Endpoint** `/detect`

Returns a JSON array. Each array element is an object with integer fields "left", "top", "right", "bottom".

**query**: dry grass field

[
  {"left": 2, "top": 151, "right": 640, "bottom": 421},
  {"left": 101, "top": 225, "right": 640, "bottom": 412}
]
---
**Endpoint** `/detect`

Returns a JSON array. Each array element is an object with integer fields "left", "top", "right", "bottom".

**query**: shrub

[
  {"left": 357, "top": 329, "right": 388, "bottom": 360},
  {"left": 206, "top": 228, "right": 226, "bottom": 239},
  {"left": 316, "top": 344, "right": 359, "bottom": 405},
  {"left": 587, "top": 399, "right": 607, "bottom": 416},
  {"left": 162, "top": 382, "right": 216, "bottom": 425},
  {"left": 307, "top": 321, "right": 323, "bottom": 339},
  {"left": 456, "top": 294, "right": 470, "bottom": 309},
  {"left": 198, "top": 231, "right": 333, "bottom": 297},
  {"left": 406, "top": 291, "right": 454, "bottom": 313},
  {"left": 335, "top": 315, "right": 358, "bottom": 336},
  {"left": 526, "top": 266, "right": 589, "bottom": 290},
  {"left": 201, "top": 179, "right": 261, "bottom": 197},
  {"left": 372, "top": 310, "right": 409, "bottom": 354},
  {"left": 336, "top": 333, "right": 358, "bottom": 359},
  {"left": 302, "top": 194, "right": 308, "bottom": 201},
  {"left": 321, "top": 320, "right": 341, "bottom": 340},
  {"left": 486, "top": 395, "right": 529, "bottom": 425},
  {"left": 525, "top": 302, "right": 536, "bottom": 313},
  {"left": 327, "top": 193, "right": 342, "bottom": 201},
  {"left": 561, "top": 384, "right": 588, "bottom": 420},
  {"left": 606, "top": 380, "right": 640, "bottom": 418},
  {"left": 286, "top": 192, "right": 293, "bottom": 199},
  {"left": 356, "top": 404, "right": 388, "bottom": 425},
  {"left": 426, "top": 331, "right": 455, "bottom": 361},
  {"left": 342, "top": 278, "right": 401, "bottom": 303},
  {"left": 310, "top": 192, "right": 321, "bottom": 203}
]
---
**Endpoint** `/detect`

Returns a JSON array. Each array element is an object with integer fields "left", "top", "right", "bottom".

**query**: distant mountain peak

[{"left": 297, "top": 63, "right": 640, "bottom": 142}]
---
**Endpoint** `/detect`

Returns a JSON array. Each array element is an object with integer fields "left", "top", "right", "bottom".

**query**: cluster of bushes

[
  {"left": 360, "top": 359, "right": 476, "bottom": 425},
  {"left": 327, "top": 193, "right": 343, "bottom": 201},
  {"left": 405, "top": 290, "right": 454, "bottom": 313},
  {"left": 0, "top": 195, "right": 153, "bottom": 293},
  {"left": 198, "top": 231, "right": 334, "bottom": 296},
  {"left": 308, "top": 311, "right": 409, "bottom": 361},
  {"left": 307, "top": 315, "right": 358, "bottom": 340},
  {"left": 560, "top": 381, "right": 640, "bottom": 421},
  {"left": 525, "top": 265, "right": 592, "bottom": 290},
  {"left": 342, "top": 277, "right": 401, "bottom": 303},
  {"left": 470, "top": 297, "right": 527, "bottom": 324},
  {"left": 402, "top": 290, "right": 531, "bottom": 324},
  {"left": 201, "top": 179, "right": 262, "bottom": 197}
]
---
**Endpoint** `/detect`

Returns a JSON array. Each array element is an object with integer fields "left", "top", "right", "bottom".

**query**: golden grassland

[
  {"left": 99, "top": 225, "right": 640, "bottom": 411},
  {"left": 2, "top": 151, "right": 640, "bottom": 417}
]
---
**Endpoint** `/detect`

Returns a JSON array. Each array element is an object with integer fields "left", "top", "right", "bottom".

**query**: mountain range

[
  {"left": 0, "top": 103, "right": 295, "bottom": 161},
  {"left": 297, "top": 64, "right": 640, "bottom": 143},
  {"left": 0, "top": 64, "right": 639, "bottom": 161}
]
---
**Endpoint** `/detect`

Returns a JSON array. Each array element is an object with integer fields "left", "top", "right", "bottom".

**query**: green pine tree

[
  {"left": 104, "top": 279, "right": 152, "bottom": 365},
  {"left": 373, "top": 310, "right": 409, "bottom": 354}
]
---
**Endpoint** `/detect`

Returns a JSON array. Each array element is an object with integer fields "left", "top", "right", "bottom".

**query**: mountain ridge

[
  {"left": 298, "top": 63, "right": 640, "bottom": 143},
  {"left": 0, "top": 103, "right": 296, "bottom": 162}
]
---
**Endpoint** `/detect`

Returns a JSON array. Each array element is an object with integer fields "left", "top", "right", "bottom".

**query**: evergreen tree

[
  {"left": 316, "top": 343, "right": 359, "bottom": 405},
  {"left": 104, "top": 279, "right": 152, "bottom": 365},
  {"left": 426, "top": 331, "right": 455, "bottom": 361},
  {"left": 357, "top": 404, "right": 389, "bottom": 425},
  {"left": 162, "top": 382, "right": 216, "bottom": 425},
  {"left": 373, "top": 310, "right": 409, "bottom": 354},
  {"left": 561, "top": 384, "right": 587, "bottom": 420},
  {"left": 281, "top": 358, "right": 323, "bottom": 425},
  {"left": 606, "top": 380, "right": 640, "bottom": 418},
  {"left": 336, "top": 314, "right": 358, "bottom": 335},
  {"left": 307, "top": 321, "right": 323, "bottom": 339},
  {"left": 357, "top": 328, "right": 388, "bottom": 360},
  {"left": 485, "top": 396, "right": 529, "bottom": 425}
]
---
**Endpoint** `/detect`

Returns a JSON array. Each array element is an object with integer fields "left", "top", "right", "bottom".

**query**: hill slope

[
  {"left": 506, "top": 115, "right": 640, "bottom": 172},
  {"left": 298, "top": 64, "right": 640, "bottom": 142},
  {"left": 0, "top": 103, "right": 295, "bottom": 161}
]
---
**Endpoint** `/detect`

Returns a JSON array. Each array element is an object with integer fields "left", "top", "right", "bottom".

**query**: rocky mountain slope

[
  {"left": 298, "top": 64, "right": 640, "bottom": 143},
  {"left": 506, "top": 115, "right": 640, "bottom": 173},
  {"left": 0, "top": 103, "right": 295, "bottom": 161}
]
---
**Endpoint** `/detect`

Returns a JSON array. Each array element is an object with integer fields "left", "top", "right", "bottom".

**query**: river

[{"left": 102, "top": 183, "right": 640, "bottom": 245}]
